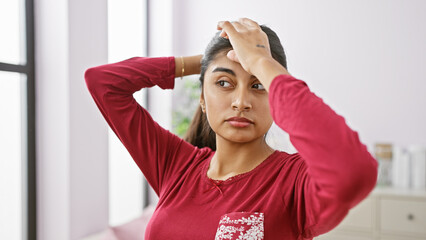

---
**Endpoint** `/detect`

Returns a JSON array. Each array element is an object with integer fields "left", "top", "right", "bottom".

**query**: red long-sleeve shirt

[{"left": 84, "top": 56, "right": 378, "bottom": 239}]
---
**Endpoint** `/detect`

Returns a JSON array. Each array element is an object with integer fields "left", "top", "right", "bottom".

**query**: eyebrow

[
  {"left": 212, "top": 67, "right": 258, "bottom": 80},
  {"left": 212, "top": 67, "right": 236, "bottom": 76}
]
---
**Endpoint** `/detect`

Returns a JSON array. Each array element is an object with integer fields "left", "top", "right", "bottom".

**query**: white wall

[
  {"left": 146, "top": 0, "right": 175, "bottom": 205},
  {"left": 36, "top": 0, "right": 178, "bottom": 237},
  {"left": 33, "top": 0, "right": 426, "bottom": 238},
  {"left": 107, "top": 0, "right": 147, "bottom": 226},
  {"left": 35, "top": 0, "right": 109, "bottom": 239},
  {"left": 172, "top": 0, "right": 426, "bottom": 152}
]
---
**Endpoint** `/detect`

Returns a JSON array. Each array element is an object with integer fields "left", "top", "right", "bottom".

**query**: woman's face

[{"left": 201, "top": 52, "right": 273, "bottom": 144}]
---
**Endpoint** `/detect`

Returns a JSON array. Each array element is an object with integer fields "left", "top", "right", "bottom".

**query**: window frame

[{"left": 0, "top": 0, "right": 36, "bottom": 239}]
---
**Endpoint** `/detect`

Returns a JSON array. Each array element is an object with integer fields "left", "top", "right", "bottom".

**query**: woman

[{"left": 85, "top": 18, "right": 378, "bottom": 240}]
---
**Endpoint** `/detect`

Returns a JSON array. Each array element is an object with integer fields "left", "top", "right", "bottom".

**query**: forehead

[{"left": 206, "top": 53, "right": 252, "bottom": 79}]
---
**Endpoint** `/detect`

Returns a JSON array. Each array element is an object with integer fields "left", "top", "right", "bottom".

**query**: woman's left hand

[{"left": 217, "top": 18, "right": 273, "bottom": 75}]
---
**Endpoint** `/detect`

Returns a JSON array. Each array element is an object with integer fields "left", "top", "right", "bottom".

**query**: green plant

[{"left": 171, "top": 76, "right": 201, "bottom": 138}]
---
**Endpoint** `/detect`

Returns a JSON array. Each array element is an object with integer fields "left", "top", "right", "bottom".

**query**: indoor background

[{"left": 1, "top": 0, "right": 425, "bottom": 239}]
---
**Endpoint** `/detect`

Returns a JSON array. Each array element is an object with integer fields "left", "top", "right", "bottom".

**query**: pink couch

[{"left": 81, "top": 205, "right": 155, "bottom": 240}]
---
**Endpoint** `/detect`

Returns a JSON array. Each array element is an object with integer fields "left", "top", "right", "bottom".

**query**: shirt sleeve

[
  {"left": 268, "top": 74, "right": 378, "bottom": 238},
  {"left": 84, "top": 56, "right": 199, "bottom": 197}
]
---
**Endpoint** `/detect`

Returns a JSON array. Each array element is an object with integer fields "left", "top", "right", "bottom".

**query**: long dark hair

[{"left": 184, "top": 25, "right": 287, "bottom": 151}]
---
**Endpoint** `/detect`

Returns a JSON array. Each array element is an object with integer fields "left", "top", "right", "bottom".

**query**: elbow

[
  {"left": 337, "top": 154, "right": 378, "bottom": 205},
  {"left": 356, "top": 156, "right": 378, "bottom": 197},
  {"left": 84, "top": 67, "right": 102, "bottom": 91},
  {"left": 84, "top": 65, "right": 113, "bottom": 96}
]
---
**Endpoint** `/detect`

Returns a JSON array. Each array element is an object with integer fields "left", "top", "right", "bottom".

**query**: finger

[
  {"left": 226, "top": 50, "right": 240, "bottom": 63},
  {"left": 217, "top": 22, "right": 228, "bottom": 38},
  {"left": 239, "top": 17, "right": 260, "bottom": 28},
  {"left": 230, "top": 21, "right": 248, "bottom": 32},
  {"left": 220, "top": 21, "right": 247, "bottom": 38},
  {"left": 217, "top": 21, "right": 239, "bottom": 39},
  {"left": 219, "top": 30, "right": 228, "bottom": 38}
]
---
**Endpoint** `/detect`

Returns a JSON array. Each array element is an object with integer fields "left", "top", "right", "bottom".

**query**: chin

[
  {"left": 228, "top": 137, "right": 254, "bottom": 143},
  {"left": 214, "top": 125, "right": 266, "bottom": 144},
  {"left": 223, "top": 133, "right": 262, "bottom": 144}
]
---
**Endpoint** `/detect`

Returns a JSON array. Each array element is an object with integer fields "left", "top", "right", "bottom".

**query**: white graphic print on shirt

[{"left": 215, "top": 212, "right": 264, "bottom": 240}]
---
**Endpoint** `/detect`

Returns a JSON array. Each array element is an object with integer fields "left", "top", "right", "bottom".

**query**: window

[
  {"left": 0, "top": 0, "right": 36, "bottom": 239},
  {"left": 107, "top": 0, "right": 148, "bottom": 226}
]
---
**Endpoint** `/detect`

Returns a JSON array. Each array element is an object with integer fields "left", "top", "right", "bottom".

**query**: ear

[{"left": 199, "top": 91, "right": 206, "bottom": 113}]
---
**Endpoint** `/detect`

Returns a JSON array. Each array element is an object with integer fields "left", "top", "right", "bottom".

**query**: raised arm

[
  {"left": 84, "top": 55, "right": 203, "bottom": 196},
  {"left": 268, "top": 73, "right": 378, "bottom": 237},
  {"left": 218, "top": 18, "right": 378, "bottom": 237}
]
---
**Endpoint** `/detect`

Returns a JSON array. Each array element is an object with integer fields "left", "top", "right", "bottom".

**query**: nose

[{"left": 231, "top": 87, "right": 252, "bottom": 111}]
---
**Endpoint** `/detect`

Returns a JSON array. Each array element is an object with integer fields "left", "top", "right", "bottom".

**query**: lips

[
  {"left": 225, "top": 117, "right": 254, "bottom": 128},
  {"left": 226, "top": 117, "right": 254, "bottom": 123}
]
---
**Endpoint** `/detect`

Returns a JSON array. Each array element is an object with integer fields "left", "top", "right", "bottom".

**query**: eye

[
  {"left": 252, "top": 83, "right": 265, "bottom": 90},
  {"left": 216, "top": 80, "right": 232, "bottom": 88}
]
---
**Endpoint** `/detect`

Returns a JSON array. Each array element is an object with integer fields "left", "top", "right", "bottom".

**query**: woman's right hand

[
  {"left": 175, "top": 54, "right": 203, "bottom": 78},
  {"left": 217, "top": 18, "right": 289, "bottom": 91}
]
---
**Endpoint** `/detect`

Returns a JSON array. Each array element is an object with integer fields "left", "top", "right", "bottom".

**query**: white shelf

[
  {"left": 317, "top": 186, "right": 426, "bottom": 240},
  {"left": 372, "top": 186, "right": 426, "bottom": 198}
]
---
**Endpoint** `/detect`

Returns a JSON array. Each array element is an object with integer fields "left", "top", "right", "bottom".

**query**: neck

[{"left": 208, "top": 135, "right": 275, "bottom": 180}]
